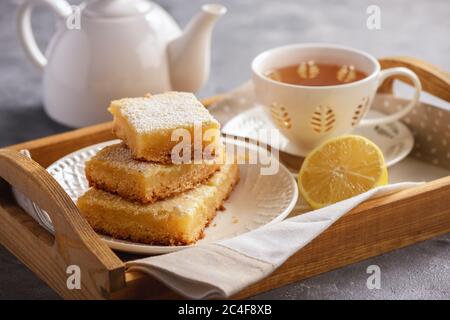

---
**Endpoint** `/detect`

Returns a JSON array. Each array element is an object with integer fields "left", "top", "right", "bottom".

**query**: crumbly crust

[
  {"left": 85, "top": 143, "right": 220, "bottom": 203},
  {"left": 86, "top": 167, "right": 218, "bottom": 204}
]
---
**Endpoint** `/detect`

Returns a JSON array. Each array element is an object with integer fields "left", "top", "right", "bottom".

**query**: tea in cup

[{"left": 252, "top": 43, "right": 421, "bottom": 155}]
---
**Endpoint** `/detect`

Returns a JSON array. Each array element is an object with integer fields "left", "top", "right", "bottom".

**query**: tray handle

[
  {"left": 378, "top": 56, "right": 450, "bottom": 102},
  {"left": 0, "top": 149, "right": 125, "bottom": 298}
]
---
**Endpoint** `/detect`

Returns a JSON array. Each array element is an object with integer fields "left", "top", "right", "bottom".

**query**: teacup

[{"left": 252, "top": 43, "right": 421, "bottom": 155}]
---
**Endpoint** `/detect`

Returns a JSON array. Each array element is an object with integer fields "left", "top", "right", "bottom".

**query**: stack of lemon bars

[{"left": 77, "top": 92, "right": 240, "bottom": 245}]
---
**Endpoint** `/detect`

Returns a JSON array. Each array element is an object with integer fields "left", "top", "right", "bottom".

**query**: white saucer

[
  {"left": 222, "top": 106, "right": 414, "bottom": 167},
  {"left": 29, "top": 137, "right": 298, "bottom": 255}
]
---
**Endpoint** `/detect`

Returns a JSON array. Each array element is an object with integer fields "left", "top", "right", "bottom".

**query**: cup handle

[
  {"left": 17, "top": 0, "right": 72, "bottom": 70},
  {"left": 359, "top": 67, "right": 422, "bottom": 127}
]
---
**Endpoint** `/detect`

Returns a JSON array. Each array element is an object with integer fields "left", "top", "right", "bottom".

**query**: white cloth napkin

[{"left": 126, "top": 182, "right": 422, "bottom": 299}]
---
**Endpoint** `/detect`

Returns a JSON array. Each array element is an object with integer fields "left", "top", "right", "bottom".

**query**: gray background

[{"left": 0, "top": 0, "right": 449, "bottom": 299}]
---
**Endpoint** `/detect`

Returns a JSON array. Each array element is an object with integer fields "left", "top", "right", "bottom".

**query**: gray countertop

[{"left": 0, "top": 0, "right": 449, "bottom": 299}]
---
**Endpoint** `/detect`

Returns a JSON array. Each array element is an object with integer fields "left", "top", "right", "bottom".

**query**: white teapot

[{"left": 17, "top": 0, "right": 226, "bottom": 127}]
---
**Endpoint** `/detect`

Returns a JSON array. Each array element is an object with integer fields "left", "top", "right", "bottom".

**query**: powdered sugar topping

[
  {"left": 116, "top": 92, "right": 219, "bottom": 132},
  {"left": 94, "top": 143, "right": 167, "bottom": 171}
]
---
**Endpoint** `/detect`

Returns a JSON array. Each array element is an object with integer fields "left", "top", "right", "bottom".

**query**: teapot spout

[{"left": 167, "top": 4, "right": 226, "bottom": 92}]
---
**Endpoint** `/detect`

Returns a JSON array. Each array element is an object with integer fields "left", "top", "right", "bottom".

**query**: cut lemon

[{"left": 298, "top": 135, "right": 388, "bottom": 209}]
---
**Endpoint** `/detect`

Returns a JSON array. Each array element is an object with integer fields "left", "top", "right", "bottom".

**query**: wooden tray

[{"left": 0, "top": 57, "right": 449, "bottom": 299}]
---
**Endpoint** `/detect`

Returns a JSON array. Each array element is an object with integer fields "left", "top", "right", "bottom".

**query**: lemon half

[{"left": 298, "top": 135, "right": 388, "bottom": 209}]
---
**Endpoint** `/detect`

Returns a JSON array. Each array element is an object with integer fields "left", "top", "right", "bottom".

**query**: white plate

[
  {"left": 222, "top": 106, "right": 414, "bottom": 167},
  {"left": 34, "top": 137, "right": 298, "bottom": 255}
]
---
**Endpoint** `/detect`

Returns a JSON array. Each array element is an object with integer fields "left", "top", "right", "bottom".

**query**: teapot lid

[{"left": 84, "top": 0, "right": 153, "bottom": 18}]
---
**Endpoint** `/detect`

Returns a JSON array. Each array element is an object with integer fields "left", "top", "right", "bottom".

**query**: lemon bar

[
  {"left": 77, "top": 163, "right": 239, "bottom": 245},
  {"left": 109, "top": 92, "right": 221, "bottom": 163},
  {"left": 85, "top": 143, "right": 220, "bottom": 203}
]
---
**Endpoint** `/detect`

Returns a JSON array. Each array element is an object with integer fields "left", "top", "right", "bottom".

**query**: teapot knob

[{"left": 17, "top": 0, "right": 72, "bottom": 70}]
